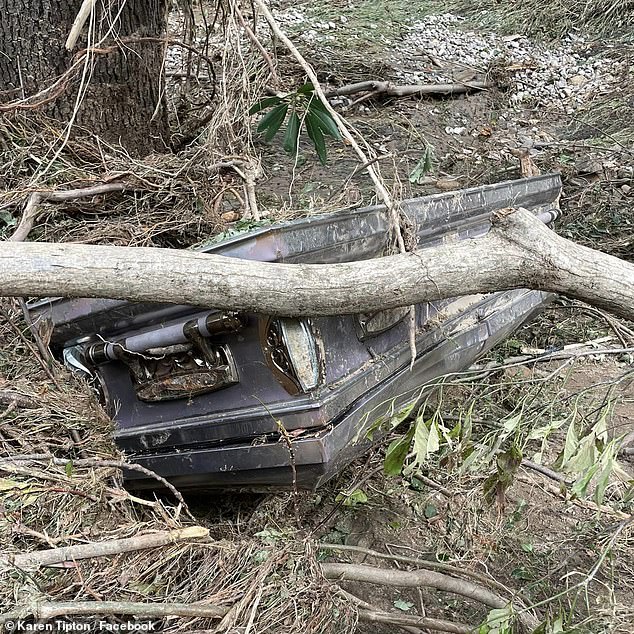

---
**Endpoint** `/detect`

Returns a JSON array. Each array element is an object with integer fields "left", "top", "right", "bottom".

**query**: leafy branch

[{"left": 250, "top": 83, "right": 342, "bottom": 164}]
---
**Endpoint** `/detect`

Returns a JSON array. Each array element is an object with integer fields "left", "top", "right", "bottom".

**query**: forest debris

[
  {"left": 3, "top": 207, "right": 634, "bottom": 321},
  {"left": 510, "top": 148, "right": 540, "bottom": 177}
]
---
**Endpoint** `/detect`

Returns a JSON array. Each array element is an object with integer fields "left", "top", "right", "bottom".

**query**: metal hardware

[
  {"left": 260, "top": 317, "right": 324, "bottom": 395},
  {"left": 125, "top": 341, "right": 239, "bottom": 402}
]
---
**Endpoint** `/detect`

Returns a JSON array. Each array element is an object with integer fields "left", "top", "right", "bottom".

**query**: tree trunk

[
  {"left": 0, "top": 208, "right": 633, "bottom": 322},
  {"left": 0, "top": 0, "right": 168, "bottom": 155}
]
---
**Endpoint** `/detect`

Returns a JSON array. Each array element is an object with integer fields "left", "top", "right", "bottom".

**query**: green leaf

[
  {"left": 571, "top": 462, "right": 600, "bottom": 498},
  {"left": 296, "top": 82, "right": 315, "bottom": 95},
  {"left": 409, "top": 145, "right": 435, "bottom": 183},
  {"left": 384, "top": 429, "right": 413, "bottom": 476},
  {"left": 305, "top": 111, "right": 328, "bottom": 164},
  {"left": 570, "top": 462, "right": 599, "bottom": 498},
  {"left": 564, "top": 434, "right": 597, "bottom": 474},
  {"left": 502, "top": 413, "right": 522, "bottom": 434},
  {"left": 428, "top": 420, "right": 441, "bottom": 454},
  {"left": 527, "top": 418, "right": 566, "bottom": 441},
  {"left": 337, "top": 488, "right": 368, "bottom": 506},
  {"left": 393, "top": 599, "right": 414, "bottom": 611},
  {"left": 594, "top": 458, "right": 614, "bottom": 505},
  {"left": 0, "top": 211, "right": 16, "bottom": 227},
  {"left": 65, "top": 460, "right": 73, "bottom": 477},
  {"left": 389, "top": 401, "right": 417, "bottom": 429},
  {"left": 497, "top": 444, "right": 522, "bottom": 475},
  {"left": 249, "top": 96, "right": 283, "bottom": 115},
  {"left": 257, "top": 103, "right": 289, "bottom": 141},
  {"left": 283, "top": 111, "right": 301, "bottom": 155},
  {"left": 308, "top": 100, "right": 342, "bottom": 140},
  {"left": 413, "top": 418, "right": 430, "bottom": 464},
  {"left": 478, "top": 605, "right": 514, "bottom": 634}
]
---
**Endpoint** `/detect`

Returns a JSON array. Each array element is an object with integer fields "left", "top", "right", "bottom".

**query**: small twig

[
  {"left": 337, "top": 588, "right": 426, "bottom": 634},
  {"left": 521, "top": 459, "right": 573, "bottom": 486},
  {"left": 17, "top": 297, "right": 55, "bottom": 369},
  {"left": 559, "top": 300, "right": 634, "bottom": 346},
  {"left": 65, "top": 0, "right": 97, "bottom": 50},
  {"left": 469, "top": 345, "right": 634, "bottom": 373},
  {"left": 0, "top": 526, "right": 209, "bottom": 572},
  {"left": 0, "top": 306, "right": 61, "bottom": 388},
  {"left": 204, "top": 158, "right": 260, "bottom": 219},
  {"left": 414, "top": 474, "right": 452, "bottom": 498},
  {"left": 0, "top": 599, "right": 228, "bottom": 623},
  {"left": 357, "top": 608, "right": 472, "bottom": 634}
]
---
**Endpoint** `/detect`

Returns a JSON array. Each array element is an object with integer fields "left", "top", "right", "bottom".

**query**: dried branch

[
  {"left": 357, "top": 608, "right": 472, "bottom": 634},
  {"left": 234, "top": 2, "right": 279, "bottom": 84},
  {"left": 0, "top": 599, "right": 228, "bottom": 623},
  {"left": 8, "top": 182, "right": 129, "bottom": 243},
  {"left": 0, "top": 526, "right": 209, "bottom": 572},
  {"left": 0, "top": 390, "right": 38, "bottom": 409},
  {"left": 320, "top": 543, "right": 516, "bottom": 600},
  {"left": 2, "top": 208, "right": 634, "bottom": 322},
  {"left": 325, "top": 80, "right": 490, "bottom": 99},
  {"left": 321, "top": 562, "right": 539, "bottom": 630},
  {"left": 65, "top": 0, "right": 97, "bottom": 50}
]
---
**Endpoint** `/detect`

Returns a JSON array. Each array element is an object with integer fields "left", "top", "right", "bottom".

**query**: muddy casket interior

[{"left": 28, "top": 174, "right": 562, "bottom": 491}]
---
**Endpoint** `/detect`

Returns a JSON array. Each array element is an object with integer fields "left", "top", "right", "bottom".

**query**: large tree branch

[{"left": 0, "top": 208, "right": 632, "bottom": 321}]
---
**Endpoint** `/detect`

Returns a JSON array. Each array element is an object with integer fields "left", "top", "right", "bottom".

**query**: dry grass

[{"left": 446, "top": 0, "right": 634, "bottom": 40}]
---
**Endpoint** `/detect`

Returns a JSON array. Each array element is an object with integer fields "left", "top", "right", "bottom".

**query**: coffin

[{"left": 29, "top": 174, "right": 562, "bottom": 491}]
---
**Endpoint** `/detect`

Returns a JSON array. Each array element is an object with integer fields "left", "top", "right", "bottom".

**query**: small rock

[
  {"left": 570, "top": 74, "right": 587, "bottom": 86},
  {"left": 445, "top": 126, "right": 467, "bottom": 135},
  {"left": 221, "top": 211, "right": 241, "bottom": 222},
  {"left": 435, "top": 177, "right": 463, "bottom": 191},
  {"left": 621, "top": 184, "right": 631, "bottom": 195}
]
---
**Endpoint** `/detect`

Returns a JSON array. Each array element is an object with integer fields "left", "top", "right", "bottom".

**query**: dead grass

[{"left": 445, "top": 0, "right": 634, "bottom": 41}]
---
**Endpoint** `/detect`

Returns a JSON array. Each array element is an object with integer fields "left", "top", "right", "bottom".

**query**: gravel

[
  {"left": 165, "top": 6, "right": 627, "bottom": 115},
  {"left": 269, "top": 8, "right": 626, "bottom": 114}
]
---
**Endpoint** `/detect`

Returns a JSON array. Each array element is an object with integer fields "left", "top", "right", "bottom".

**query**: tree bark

[
  {"left": 0, "top": 0, "right": 168, "bottom": 155},
  {"left": 0, "top": 208, "right": 633, "bottom": 321}
]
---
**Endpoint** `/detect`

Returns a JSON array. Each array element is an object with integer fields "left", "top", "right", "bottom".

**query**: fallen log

[
  {"left": 325, "top": 79, "right": 490, "bottom": 99},
  {"left": 0, "top": 208, "right": 633, "bottom": 322}
]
